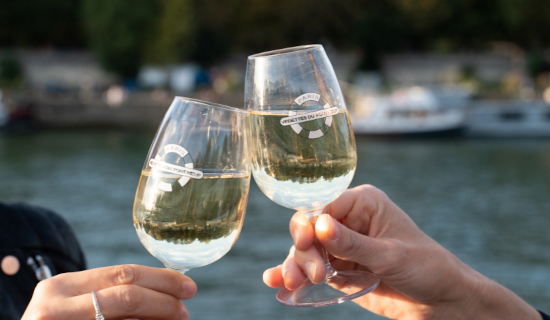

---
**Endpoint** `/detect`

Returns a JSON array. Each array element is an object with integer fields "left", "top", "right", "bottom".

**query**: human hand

[
  {"left": 22, "top": 264, "right": 197, "bottom": 320},
  {"left": 263, "top": 185, "right": 541, "bottom": 320}
]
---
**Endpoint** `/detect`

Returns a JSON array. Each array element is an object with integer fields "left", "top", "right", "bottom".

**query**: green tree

[
  {"left": 0, "top": 0, "right": 84, "bottom": 47},
  {"left": 0, "top": 53, "right": 24, "bottom": 87},
  {"left": 144, "top": 0, "right": 195, "bottom": 65},
  {"left": 499, "top": 0, "right": 550, "bottom": 49},
  {"left": 82, "top": 0, "right": 159, "bottom": 77},
  {"left": 188, "top": 0, "right": 235, "bottom": 66},
  {"left": 82, "top": 0, "right": 195, "bottom": 77}
]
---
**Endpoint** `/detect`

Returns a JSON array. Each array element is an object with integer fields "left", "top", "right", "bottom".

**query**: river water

[{"left": 1, "top": 130, "right": 549, "bottom": 319}]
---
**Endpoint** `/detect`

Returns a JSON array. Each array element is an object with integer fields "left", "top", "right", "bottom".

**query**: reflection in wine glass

[
  {"left": 245, "top": 45, "right": 379, "bottom": 307},
  {"left": 133, "top": 97, "right": 251, "bottom": 274}
]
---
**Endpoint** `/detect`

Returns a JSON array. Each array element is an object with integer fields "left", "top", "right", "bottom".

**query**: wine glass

[
  {"left": 133, "top": 97, "right": 251, "bottom": 274},
  {"left": 245, "top": 45, "right": 379, "bottom": 306}
]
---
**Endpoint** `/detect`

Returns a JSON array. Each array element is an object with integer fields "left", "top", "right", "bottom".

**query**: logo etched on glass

[
  {"left": 149, "top": 144, "right": 203, "bottom": 191},
  {"left": 280, "top": 93, "right": 337, "bottom": 139}
]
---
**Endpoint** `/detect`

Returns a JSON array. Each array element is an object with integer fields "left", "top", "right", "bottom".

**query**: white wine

[
  {"left": 133, "top": 170, "right": 250, "bottom": 270},
  {"left": 249, "top": 109, "right": 356, "bottom": 212}
]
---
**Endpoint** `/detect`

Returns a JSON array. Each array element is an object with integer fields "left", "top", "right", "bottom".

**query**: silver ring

[{"left": 91, "top": 291, "right": 105, "bottom": 320}]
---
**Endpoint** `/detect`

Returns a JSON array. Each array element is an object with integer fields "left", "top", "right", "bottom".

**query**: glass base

[
  {"left": 162, "top": 262, "right": 189, "bottom": 274},
  {"left": 276, "top": 270, "right": 379, "bottom": 307}
]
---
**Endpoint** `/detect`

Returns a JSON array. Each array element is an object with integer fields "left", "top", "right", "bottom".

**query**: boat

[
  {"left": 348, "top": 86, "right": 467, "bottom": 136},
  {"left": 466, "top": 100, "right": 550, "bottom": 138}
]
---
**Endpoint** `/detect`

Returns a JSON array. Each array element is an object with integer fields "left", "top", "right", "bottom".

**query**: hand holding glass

[{"left": 245, "top": 45, "right": 379, "bottom": 306}]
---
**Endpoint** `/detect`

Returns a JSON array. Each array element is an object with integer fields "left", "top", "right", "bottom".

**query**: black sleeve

[
  {"left": 541, "top": 311, "right": 550, "bottom": 320},
  {"left": 0, "top": 202, "right": 86, "bottom": 320}
]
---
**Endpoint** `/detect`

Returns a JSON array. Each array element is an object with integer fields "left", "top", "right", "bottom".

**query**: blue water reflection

[{"left": 1, "top": 131, "right": 549, "bottom": 319}]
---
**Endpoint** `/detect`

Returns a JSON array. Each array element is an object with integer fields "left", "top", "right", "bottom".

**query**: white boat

[
  {"left": 349, "top": 86, "right": 467, "bottom": 136},
  {"left": 466, "top": 100, "right": 550, "bottom": 137}
]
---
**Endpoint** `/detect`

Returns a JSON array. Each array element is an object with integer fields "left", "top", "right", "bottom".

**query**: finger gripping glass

[{"left": 245, "top": 44, "right": 379, "bottom": 307}]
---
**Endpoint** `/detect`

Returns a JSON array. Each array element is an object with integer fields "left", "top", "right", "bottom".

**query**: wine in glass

[
  {"left": 245, "top": 45, "right": 379, "bottom": 306},
  {"left": 133, "top": 97, "right": 250, "bottom": 274}
]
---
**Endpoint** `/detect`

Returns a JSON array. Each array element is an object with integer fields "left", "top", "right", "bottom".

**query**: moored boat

[
  {"left": 466, "top": 100, "right": 550, "bottom": 138},
  {"left": 349, "top": 86, "right": 467, "bottom": 137}
]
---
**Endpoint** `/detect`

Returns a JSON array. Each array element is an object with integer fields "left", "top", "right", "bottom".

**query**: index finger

[
  {"left": 290, "top": 211, "right": 315, "bottom": 251},
  {"left": 324, "top": 185, "right": 382, "bottom": 221},
  {"left": 49, "top": 265, "right": 196, "bottom": 300}
]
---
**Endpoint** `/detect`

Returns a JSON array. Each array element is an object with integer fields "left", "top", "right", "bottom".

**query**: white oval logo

[
  {"left": 280, "top": 93, "right": 338, "bottom": 139},
  {"left": 149, "top": 144, "right": 202, "bottom": 191}
]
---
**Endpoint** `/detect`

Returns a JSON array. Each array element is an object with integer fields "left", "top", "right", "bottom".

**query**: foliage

[
  {"left": 0, "top": 53, "right": 24, "bottom": 88},
  {"left": 526, "top": 52, "right": 550, "bottom": 77},
  {"left": 189, "top": 0, "right": 234, "bottom": 66},
  {"left": 144, "top": 0, "right": 195, "bottom": 65},
  {"left": 499, "top": 0, "right": 550, "bottom": 49},
  {"left": 82, "top": 0, "right": 195, "bottom": 77},
  {"left": 82, "top": 0, "right": 159, "bottom": 78},
  {"left": 5, "top": 0, "right": 550, "bottom": 75},
  {"left": 0, "top": 0, "right": 84, "bottom": 47}
]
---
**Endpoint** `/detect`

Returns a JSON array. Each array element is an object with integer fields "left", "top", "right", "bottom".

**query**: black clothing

[{"left": 0, "top": 202, "right": 86, "bottom": 320}]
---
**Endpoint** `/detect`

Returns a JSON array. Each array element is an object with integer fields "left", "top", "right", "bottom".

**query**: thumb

[{"left": 315, "top": 214, "right": 385, "bottom": 268}]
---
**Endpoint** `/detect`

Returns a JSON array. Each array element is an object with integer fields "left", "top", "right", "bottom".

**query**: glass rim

[
  {"left": 248, "top": 44, "right": 322, "bottom": 60},
  {"left": 175, "top": 96, "right": 249, "bottom": 114}
]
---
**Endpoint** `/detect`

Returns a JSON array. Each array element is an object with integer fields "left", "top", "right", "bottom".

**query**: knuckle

[
  {"left": 180, "top": 304, "right": 189, "bottom": 320},
  {"left": 114, "top": 264, "right": 137, "bottom": 285},
  {"left": 167, "top": 300, "right": 184, "bottom": 320},
  {"left": 356, "top": 184, "right": 376, "bottom": 193},
  {"left": 357, "top": 185, "right": 388, "bottom": 213},
  {"left": 32, "top": 307, "right": 56, "bottom": 320},
  {"left": 118, "top": 286, "right": 141, "bottom": 314},
  {"left": 34, "top": 275, "right": 63, "bottom": 295},
  {"left": 34, "top": 279, "right": 52, "bottom": 294},
  {"left": 358, "top": 184, "right": 387, "bottom": 200}
]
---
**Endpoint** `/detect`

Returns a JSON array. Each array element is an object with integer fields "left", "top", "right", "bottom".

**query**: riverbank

[
  {"left": 1, "top": 90, "right": 245, "bottom": 129},
  {"left": 3, "top": 89, "right": 550, "bottom": 139}
]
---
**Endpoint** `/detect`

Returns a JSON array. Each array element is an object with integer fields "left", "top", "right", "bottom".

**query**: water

[{"left": 1, "top": 130, "right": 549, "bottom": 319}]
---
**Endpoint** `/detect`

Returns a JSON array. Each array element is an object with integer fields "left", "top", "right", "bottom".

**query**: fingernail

[
  {"left": 183, "top": 281, "right": 196, "bottom": 297},
  {"left": 262, "top": 268, "right": 272, "bottom": 285},
  {"left": 283, "top": 269, "right": 290, "bottom": 279},
  {"left": 293, "top": 229, "right": 299, "bottom": 244},
  {"left": 304, "top": 261, "right": 317, "bottom": 280},
  {"left": 283, "top": 269, "right": 292, "bottom": 287},
  {"left": 327, "top": 216, "right": 340, "bottom": 241}
]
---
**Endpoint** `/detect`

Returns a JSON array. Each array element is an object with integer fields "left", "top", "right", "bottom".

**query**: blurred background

[{"left": 1, "top": 1, "right": 549, "bottom": 319}]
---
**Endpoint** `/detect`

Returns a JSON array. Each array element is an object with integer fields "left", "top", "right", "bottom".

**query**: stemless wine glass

[
  {"left": 245, "top": 45, "right": 379, "bottom": 306},
  {"left": 133, "top": 97, "right": 251, "bottom": 274}
]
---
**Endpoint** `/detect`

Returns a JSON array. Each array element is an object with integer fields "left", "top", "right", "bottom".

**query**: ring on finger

[{"left": 92, "top": 291, "right": 105, "bottom": 320}]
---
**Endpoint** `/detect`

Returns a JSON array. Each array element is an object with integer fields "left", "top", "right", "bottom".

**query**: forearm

[
  {"left": 437, "top": 269, "right": 541, "bottom": 320},
  {"left": 473, "top": 276, "right": 541, "bottom": 320}
]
